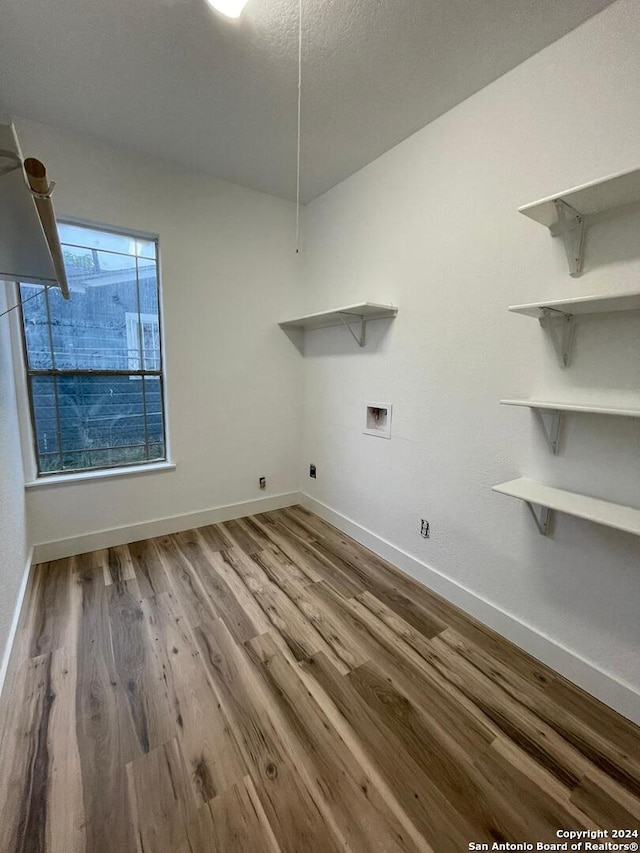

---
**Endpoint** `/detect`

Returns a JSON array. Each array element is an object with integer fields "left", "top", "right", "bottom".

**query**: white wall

[
  {"left": 14, "top": 118, "right": 302, "bottom": 548},
  {"left": 0, "top": 285, "right": 30, "bottom": 677},
  {"left": 300, "top": 0, "right": 640, "bottom": 698},
  {"left": 4, "top": 1, "right": 639, "bottom": 718}
]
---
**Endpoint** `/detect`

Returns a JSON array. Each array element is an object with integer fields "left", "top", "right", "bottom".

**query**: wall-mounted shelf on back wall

[
  {"left": 279, "top": 302, "right": 398, "bottom": 348},
  {"left": 519, "top": 164, "right": 640, "bottom": 276}
]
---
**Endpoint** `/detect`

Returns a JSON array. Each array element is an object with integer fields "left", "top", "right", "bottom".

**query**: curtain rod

[{"left": 23, "top": 157, "right": 70, "bottom": 299}]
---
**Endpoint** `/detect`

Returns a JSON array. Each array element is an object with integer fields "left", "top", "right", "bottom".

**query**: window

[{"left": 19, "top": 221, "right": 167, "bottom": 475}]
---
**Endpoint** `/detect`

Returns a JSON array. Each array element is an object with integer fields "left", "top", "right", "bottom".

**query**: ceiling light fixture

[{"left": 205, "top": 0, "right": 248, "bottom": 19}]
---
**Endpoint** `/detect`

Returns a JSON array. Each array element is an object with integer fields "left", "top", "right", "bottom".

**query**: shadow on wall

[
  {"left": 279, "top": 316, "right": 396, "bottom": 357},
  {"left": 440, "top": 503, "right": 640, "bottom": 681},
  {"left": 583, "top": 202, "right": 640, "bottom": 273}
]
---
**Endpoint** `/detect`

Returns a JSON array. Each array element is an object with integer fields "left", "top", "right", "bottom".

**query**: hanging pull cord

[{"left": 295, "top": 0, "right": 302, "bottom": 253}]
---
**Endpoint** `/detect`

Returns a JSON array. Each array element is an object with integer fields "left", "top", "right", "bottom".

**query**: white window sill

[{"left": 25, "top": 461, "right": 176, "bottom": 489}]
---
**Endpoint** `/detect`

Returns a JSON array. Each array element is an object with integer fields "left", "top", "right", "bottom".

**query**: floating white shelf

[
  {"left": 500, "top": 399, "right": 640, "bottom": 453},
  {"left": 501, "top": 399, "right": 640, "bottom": 418},
  {"left": 508, "top": 290, "right": 640, "bottom": 367},
  {"left": 509, "top": 290, "right": 640, "bottom": 319},
  {"left": 493, "top": 478, "right": 640, "bottom": 537},
  {"left": 520, "top": 166, "right": 640, "bottom": 228},
  {"left": 519, "top": 166, "right": 640, "bottom": 276},
  {"left": 279, "top": 302, "right": 398, "bottom": 347}
]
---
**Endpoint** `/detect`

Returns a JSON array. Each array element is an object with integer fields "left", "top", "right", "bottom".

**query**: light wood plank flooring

[{"left": 1, "top": 505, "right": 639, "bottom": 852}]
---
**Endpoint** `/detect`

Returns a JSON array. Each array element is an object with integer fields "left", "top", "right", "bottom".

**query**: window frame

[{"left": 16, "top": 217, "right": 170, "bottom": 480}]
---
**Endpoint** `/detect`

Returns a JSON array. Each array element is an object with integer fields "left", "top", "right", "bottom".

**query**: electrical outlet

[
  {"left": 259, "top": 476, "right": 266, "bottom": 489},
  {"left": 420, "top": 519, "right": 430, "bottom": 539},
  {"left": 309, "top": 463, "right": 316, "bottom": 479}
]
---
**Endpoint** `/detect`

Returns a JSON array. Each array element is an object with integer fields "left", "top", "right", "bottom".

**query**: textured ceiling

[{"left": 0, "top": 0, "right": 614, "bottom": 202}]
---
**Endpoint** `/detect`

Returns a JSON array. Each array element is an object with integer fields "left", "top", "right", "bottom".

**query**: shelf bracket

[
  {"left": 534, "top": 408, "right": 563, "bottom": 454},
  {"left": 550, "top": 199, "right": 585, "bottom": 278},
  {"left": 538, "top": 307, "right": 575, "bottom": 368},
  {"left": 525, "top": 501, "right": 553, "bottom": 536},
  {"left": 337, "top": 313, "right": 366, "bottom": 347}
]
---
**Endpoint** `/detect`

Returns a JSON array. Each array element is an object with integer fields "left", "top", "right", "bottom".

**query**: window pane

[
  {"left": 28, "top": 374, "right": 166, "bottom": 473},
  {"left": 56, "top": 375, "right": 148, "bottom": 470},
  {"left": 49, "top": 251, "right": 139, "bottom": 370},
  {"left": 144, "top": 375, "right": 165, "bottom": 459},
  {"left": 20, "top": 284, "right": 52, "bottom": 369},
  {"left": 58, "top": 223, "right": 156, "bottom": 260},
  {"left": 135, "top": 238, "right": 156, "bottom": 260},
  {"left": 38, "top": 452, "right": 65, "bottom": 474},
  {"left": 58, "top": 223, "right": 138, "bottom": 257},
  {"left": 138, "top": 267, "right": 160, "bottom": 370},
  {"left": 30, "top": 375, "right": 61, "bottom": 470}
]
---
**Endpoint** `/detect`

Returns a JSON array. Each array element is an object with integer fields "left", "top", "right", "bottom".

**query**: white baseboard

[
  {"left": 33, "top": 492, "right": 301, "bottom": 563},
  {"left": 0, "top": 546, "right": 34, "bottom": 699},
  {"left": 300, "top": 493, "right": 640, "bottom": 726}
]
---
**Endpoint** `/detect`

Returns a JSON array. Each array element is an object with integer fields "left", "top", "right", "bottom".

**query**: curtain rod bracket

[{"left": 29, "top": 180, "right": 56, "bottom": 201}]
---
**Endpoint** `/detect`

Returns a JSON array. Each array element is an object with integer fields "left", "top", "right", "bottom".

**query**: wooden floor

[{"left": 1, "top": 506, "right": 639, "bottom": 853}]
